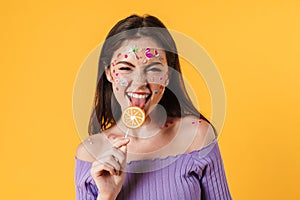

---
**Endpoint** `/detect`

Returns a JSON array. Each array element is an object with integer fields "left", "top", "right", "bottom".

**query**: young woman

[{"left": 75, "top": 14, "right": 232, "bottom": 200}]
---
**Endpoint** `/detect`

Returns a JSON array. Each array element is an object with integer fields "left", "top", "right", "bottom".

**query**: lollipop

[{"left": 122, "top": 106, "right": 145, "bottom": 137}]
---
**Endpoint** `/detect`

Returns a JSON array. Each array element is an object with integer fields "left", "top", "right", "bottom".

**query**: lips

[{"left": 126, "top": 92, "right": 151, "bottom": 109}]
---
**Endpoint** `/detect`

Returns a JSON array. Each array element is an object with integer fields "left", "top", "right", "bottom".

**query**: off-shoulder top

[{"left": 75, "top": 141, "right": 232, "bottom": 200}]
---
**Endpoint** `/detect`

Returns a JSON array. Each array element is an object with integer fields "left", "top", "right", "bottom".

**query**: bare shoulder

[
  {"left": 180, "top": 116, "right": 216, "bottom": 151},
  {"left": 75, "top": 133, "right": 110, "bottom": 162},
  {"left": 76, "top": 142, "right": 94, "bottom": 162}
]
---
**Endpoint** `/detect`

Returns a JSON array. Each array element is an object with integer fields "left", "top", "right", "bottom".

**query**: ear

[
  {"left": 163, "top": 70, "right": 170, "bottom": 87},
  {"left": 105, "top": 67, "right": 113, "bottom": 83},
  {"left": 164, "top": 77, "right": 169, "bottom": 87}
]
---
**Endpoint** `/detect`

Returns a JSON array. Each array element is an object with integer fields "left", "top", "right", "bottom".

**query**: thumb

[
  {"left": 119, "top": 144, "right": 127, "bottom": 154},
  {"left": 119, "top": 137, "right": 130, "bottom": 153}
]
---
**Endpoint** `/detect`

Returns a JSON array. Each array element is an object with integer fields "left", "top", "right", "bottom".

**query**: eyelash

[
  {"left": 147, "top": 68, "right": 162, "bottom": 72},
  {"left": 119, "top": 67, "right": 132, "bottom": 71}
]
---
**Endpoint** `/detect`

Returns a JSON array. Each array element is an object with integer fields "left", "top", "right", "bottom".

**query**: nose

[{"left": 131, "top": 72, "right": 148, "bottom": 87}]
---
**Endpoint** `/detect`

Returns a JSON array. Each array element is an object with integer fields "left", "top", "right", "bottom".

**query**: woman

[{"left": 75, "top": 14, "right": 232, "bottom": 200}]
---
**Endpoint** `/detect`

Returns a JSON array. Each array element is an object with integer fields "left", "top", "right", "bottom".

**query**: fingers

[
  {"left": 107, "top": 136, "right": 130, "bottom": 154},
  {"left": 100, "top": 147, "right": 125, "bottom": 166},
  {"left": 91, "top": 155, "right": 121, "bottom": 176},
  {"left": 91, "top": 159, "right": 116, "bottom": 177},
  {"left": 92, "top": 137, "right": 130, "bottom": 177},
  {"left": 110, "top": 147, "right": 126, "bottom": 165},
  {"left": 119, "top": 145, "right": 127, "bottom": 154},
  {"left": 100, "top": 138, "right": 129, "bottom": 163},
  {"left": 111, "top": 137, "right": 130, "bottom": 149}
]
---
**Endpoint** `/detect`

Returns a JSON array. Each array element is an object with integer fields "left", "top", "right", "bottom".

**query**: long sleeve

[
  {"left": 193, "top": 143, "right": 232, "bottom": 200},
  {"left": 75, "top": 158, "right": 98, "bottom": 200}
]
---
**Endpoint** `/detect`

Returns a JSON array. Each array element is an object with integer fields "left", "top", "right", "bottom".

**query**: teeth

[{"left": 127, "top": 93, "right": 149, "bottom": 99}]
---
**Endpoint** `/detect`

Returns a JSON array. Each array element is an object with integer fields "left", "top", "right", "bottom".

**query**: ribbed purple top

[{"left": 75, "top": 141, "right": 232, "bottom": 200}]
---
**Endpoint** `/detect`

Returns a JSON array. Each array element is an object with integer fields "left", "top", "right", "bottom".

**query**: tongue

[{"left": 130, "top": 97, "right": 147, "bottom": 109}]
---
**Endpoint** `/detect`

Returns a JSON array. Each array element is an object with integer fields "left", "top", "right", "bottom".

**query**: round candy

[{"left": 122, "top": 106, "right": 145, "bottom": 129}]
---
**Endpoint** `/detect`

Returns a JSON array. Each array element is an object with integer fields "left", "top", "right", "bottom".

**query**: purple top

[{"left": 75, "top": 141, "right": 232, "bottom": 200}]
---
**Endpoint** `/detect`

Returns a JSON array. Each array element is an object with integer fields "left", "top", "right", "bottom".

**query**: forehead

[{"left": 112, "top": 37, "right": 165, "bottom": 58}]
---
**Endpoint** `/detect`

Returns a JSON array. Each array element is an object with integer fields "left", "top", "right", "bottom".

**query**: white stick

[{"left": 124, "top": 129, "right": 129, "bottom": 138}]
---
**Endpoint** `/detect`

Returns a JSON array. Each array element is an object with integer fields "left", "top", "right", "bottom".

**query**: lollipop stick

[{"left": 124, "top": 129, "right": 129, "bottom": 138}]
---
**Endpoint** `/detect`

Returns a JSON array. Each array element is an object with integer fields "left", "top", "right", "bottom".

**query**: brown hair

[{"left": 88, "top": 14, "right": 213, "bottom": 135}]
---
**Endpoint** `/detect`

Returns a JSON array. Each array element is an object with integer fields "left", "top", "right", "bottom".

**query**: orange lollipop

[{"left": 121, "top": 106, "right": 146, "bottom": 130}]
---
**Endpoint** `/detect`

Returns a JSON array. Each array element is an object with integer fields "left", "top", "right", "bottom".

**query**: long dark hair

[{"left": 88, "top": 14, "right": 214, "bottom": 135}]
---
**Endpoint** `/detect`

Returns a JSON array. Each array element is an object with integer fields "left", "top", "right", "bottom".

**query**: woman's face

[{"left": 106, "top": 37, "right": 169, "bottom": 116}]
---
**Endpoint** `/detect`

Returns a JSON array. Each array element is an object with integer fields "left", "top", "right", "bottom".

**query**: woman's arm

[
  {"left": 75, "top": 136, "right": 129, "bottom": 200},
  {"left": 75, "top": 157, "right": 98, "bottom": 200},
  {"left": 198, "top": 143, "right": 232, "bottom": 200}
]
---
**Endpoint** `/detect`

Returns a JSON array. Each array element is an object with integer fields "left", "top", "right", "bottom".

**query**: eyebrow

[
  {"left": 115, "top": 61, "right": 135, "bottom": 67},
  {"left": 115, "top": 61, "right": 164, "bottom": 68}
]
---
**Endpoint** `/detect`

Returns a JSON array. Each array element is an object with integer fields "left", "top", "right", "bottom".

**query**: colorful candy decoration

[
  {"left": 128, "top": 46, "right": 139, "bottom": 59},
  {"left": 145, "top": 48, "right": 153, "bottom": 58},
  {"left": 191, "top": 120, "right": 202, "bottom": 125},
  {"left": 120, "top": 79, "right": 128, "bottom": 87},
  {"left": 113, "top": 46, "right": 162, "bottom": 64},
  {"left": 145, "top": 48, "right": 160, "bottom": 59},
  {"left": 131, "top": 47, "right": 138, "bottom": 53}
]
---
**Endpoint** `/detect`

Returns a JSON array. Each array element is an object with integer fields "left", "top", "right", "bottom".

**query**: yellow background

[{"left": 1, "top": 0, "right": 300, "bottom": 199}]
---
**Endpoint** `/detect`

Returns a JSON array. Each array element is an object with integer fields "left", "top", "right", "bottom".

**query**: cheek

[
  {"left": 110, "top": 68, "right": 119, "bottom": 79},
  {"left": 151, "top": 84, "right": 165, "bottom": 99},
  {"left": 111, "top": 75, "right": 129, "bottom": 91},
  {"left": 147, "top": 73, "right": 168, "bottom": 85},
  {"left": 119, "top": 79, "right": 129, "bottom": 87}
]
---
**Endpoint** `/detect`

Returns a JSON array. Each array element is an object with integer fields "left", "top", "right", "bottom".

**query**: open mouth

[{"left": 126, "top": 92, "right": 151, "bottom": 109}]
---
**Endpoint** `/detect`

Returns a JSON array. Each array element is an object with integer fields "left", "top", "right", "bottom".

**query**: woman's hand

[{"left": 90, "top": 137, "right": 130, "bottom": 200}]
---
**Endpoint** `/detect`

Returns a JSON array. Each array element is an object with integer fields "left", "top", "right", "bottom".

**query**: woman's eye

[
  {"left": 147, "top": 68, "right": 162, "bottom": 72},
  {"left": 119, "top": 67, "right": 132, "bottom": 71}
]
